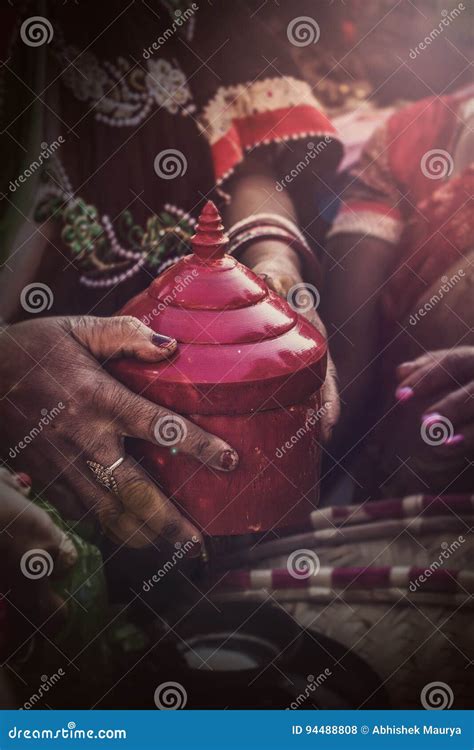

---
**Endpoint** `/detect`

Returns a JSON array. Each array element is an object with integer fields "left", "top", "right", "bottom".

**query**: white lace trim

[
  {"left": 198, "top": 77, "right": 327, "bottom": 146},
  {"left": 327, "top": 210, "right": 403, "bottom": 245}
]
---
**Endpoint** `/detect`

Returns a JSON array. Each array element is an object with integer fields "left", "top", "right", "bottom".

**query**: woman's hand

[
  {"left": 395, "top": 346, "right": 474, "bottom": 453},
  {"left": 245, "top": 241, "right": 340, "bottom": 442},
  {"left": 0, "top": 469, "right": 77, "bottom": 636},
  {"left": 0, "top": 316, "right": 239, "bottom": 550}
]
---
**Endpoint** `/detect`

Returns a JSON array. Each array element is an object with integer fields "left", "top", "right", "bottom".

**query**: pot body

[
  {"left": 110, "top": 201, "right": 327, "bottom": 536},
  {"left": 129, "top": 392, "right": 322, "bottom": 536}
]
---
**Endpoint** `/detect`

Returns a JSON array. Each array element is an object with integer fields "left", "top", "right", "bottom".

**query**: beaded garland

[{"left": 35, "top": 158, "right": 196, "bottom": 289}]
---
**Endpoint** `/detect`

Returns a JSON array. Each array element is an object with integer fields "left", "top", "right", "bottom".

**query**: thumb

[{"left": 69, "top": 315, "right": 177, "bottom": 363}]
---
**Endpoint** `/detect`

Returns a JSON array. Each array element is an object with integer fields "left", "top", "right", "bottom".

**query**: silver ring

[{"left": 86, "top": 456, "right": 125, "bottom": 495}]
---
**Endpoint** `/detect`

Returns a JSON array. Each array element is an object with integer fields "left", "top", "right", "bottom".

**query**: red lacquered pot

[{"left": 109, "top": 202, "right": 327, "bottom": 536}]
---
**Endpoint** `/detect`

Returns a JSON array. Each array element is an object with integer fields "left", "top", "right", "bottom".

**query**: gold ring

[{"left": 86, "top": 456, "right": 125, "bottom": 495}]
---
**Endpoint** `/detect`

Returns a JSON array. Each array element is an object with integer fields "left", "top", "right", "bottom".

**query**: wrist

[{"left": 240, "top": 240, "right": 303, "bottom": 277}]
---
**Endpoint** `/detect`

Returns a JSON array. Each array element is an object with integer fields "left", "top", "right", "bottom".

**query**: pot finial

[{"left": 192, "top": 200, "right": 228, "bottom": 261}]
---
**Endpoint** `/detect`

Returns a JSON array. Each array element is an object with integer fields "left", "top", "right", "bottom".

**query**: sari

[
  {"left": 0, "top": 0, "right": 341, "bottom": 320},
  {"left": 328, "top": 90, "right": 474, "bottom": 497}
]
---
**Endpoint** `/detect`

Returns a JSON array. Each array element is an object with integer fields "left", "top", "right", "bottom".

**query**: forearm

[
  {"left": 224, "top": 156, "right": 302, "bottom": 274},
  {"left": 322, "top": 234, "right": 396, "bottom": 452}
]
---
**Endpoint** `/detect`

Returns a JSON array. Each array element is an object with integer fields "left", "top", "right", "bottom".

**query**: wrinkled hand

[
  {"left": 0, "top": 468, "right": 77, "bottom": 635},
  {"left": 396, "top": 347, "right": 474, "bottom": 453},
  {"left": 0, "top": 316, "right": 239, "bottom": 550},
  {"left": 250, "top": 250, "right": 340, "bottom": 442}
]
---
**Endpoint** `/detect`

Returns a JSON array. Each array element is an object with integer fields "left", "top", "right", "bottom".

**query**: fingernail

[
  {"left": 445, "top": 434, "right": 464, "bottom": 446},
  {"left": 15, "top": 472, "right": 32, "bottom": 489},
  {"left": 395, "top": 386, "right": 414, "bottom": 402},
  {"left": 151, "top": 333, "right": 176, "bottom": 348},
  {"left": 421, "top": 412, "right": 443, "bottom": 425},
  {"left": 220, "top": 449, "right": 239, "bottom": 471}
]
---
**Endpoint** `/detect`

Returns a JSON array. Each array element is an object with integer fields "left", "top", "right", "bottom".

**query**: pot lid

[{"left": 110, "top": 201, "right": 326, "bottom": 415}]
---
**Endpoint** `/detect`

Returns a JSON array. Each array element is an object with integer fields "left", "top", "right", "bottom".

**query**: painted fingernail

[
  {"left": 220, "top": 449, "right": 239, "bottom": 471},
  {"left": 15, "top": 472, "right": 32, "bottom": 489},
  {"left": 395, "top": 386, "right": 414, "bottom": 402},
  {"left": 152, "top": 333, "right": 176, "bottom": 348},
  {"left": 445, "top": 434, "right": 464, "bottom": 446},
  {"left": 421, "top": 412, "right": 443, "bottom": 425}
]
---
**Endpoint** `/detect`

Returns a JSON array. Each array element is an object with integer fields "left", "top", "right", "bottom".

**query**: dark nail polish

[
  {"left": 220, "top": 449, "right": 239, "bottom": 471},
  {"left": 152, "top": 333, "right": 176, "bottom": 347}
]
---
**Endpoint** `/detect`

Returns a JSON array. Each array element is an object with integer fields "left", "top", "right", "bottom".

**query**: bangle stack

[{"left": 228, "top": 213, "right": 321, "bottom": 287}]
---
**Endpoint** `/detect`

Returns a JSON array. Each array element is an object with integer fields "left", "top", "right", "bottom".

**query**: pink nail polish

[
  {"left": 421, "top": 412, "right": 443, "bottom": 425},
  {"left": 395, "top": 386, "right": 414, "bottom": 402},
  {"left": 445, "top": 434, "right": 464, "bottom": 446}
]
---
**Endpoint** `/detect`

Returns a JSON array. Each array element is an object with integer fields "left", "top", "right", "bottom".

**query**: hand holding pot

[{"left": 0, "top": 316, "right": 238, "bottom": 550}]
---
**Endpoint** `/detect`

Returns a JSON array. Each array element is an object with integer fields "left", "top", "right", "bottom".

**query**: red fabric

[
  {"left": 211, "top": 105, "right": 337, "bottom": 183},
  {"left": 380, "top": 92, "right": 473, "bottom": 321}
]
